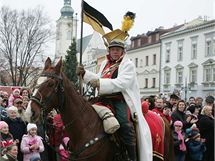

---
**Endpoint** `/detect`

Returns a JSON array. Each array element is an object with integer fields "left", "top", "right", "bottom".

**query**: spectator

[
  {"left": 1, "top": 143, "right": 18, "bottom": 161},
  {"left": 186, "top": 127, "right": 206, "bottom": 161},
  {"left": 20, "top": 88, "right": 30, "bottom": 99},
  {"left": 13, "top": 97, "right": 27, "bottom": 123},
  {"left": 58, "top": 137, "right": 70, "bottom": 161},
  {"left": 3, "top": 106, "right": 26, "bottom": 161},
  {"left": 8, "top": 88, "right": 21, "bottom": 107},
  {"left": 169, "top": 93, "right": 180, "bottom": 111},
  {"left": 0, "top": 121, "right": 14, "bottom": 154},
  {"left": 188, "top": 97, "right": 196, "bottom": 106},
  {"left": 21, "top": 123, "right": 44, "bottom": 161},
  {"left": 171, "top": 100, "right": 196, "bottom": 130},
  {"left": 0, "top": 97, "right": 7, "bottom": 119},
  {"left": 198, "top": 105, "right": 214, "bottom": 161},
  {"left": 172, "top": 121, "right": 186, "bottom": 161}
]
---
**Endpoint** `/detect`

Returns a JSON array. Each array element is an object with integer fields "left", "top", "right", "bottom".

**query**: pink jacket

[{"left": 20, "top": 134, "right": 44, "bottom": 161}]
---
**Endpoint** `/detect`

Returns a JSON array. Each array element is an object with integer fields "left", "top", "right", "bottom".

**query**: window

[
  {"left": 148, "top": 36, "right": 152, "bottom": 43},
  {"left": 191, "top": 37, "right": 198, "bottom": 59},
  {"left": 165, "top": 43, "right": 171, "bottom": 63},
  {"left": 152, "top": 78, "right": 156, "bottom": 88},
  {"left": 145, "top": 56, "right": 149, "bottom": 66},
  {"left": 131, "top": 41, "right": 134, "bottom": 48},
  {"left": 203, "top": 60, "right": 215, "bottom": 82},
  {"left": 177, "top": 40, "right": 183, "bottom": 61},
  {"left": 156, "top": 34, "right": 159, "bottom": 41},
  {"left": 135, "top": 58, "right": 138, "bottom": 68},
  {"left": 153, "top": 54, "right": 156, "bottom": 65},
  {"left": 176, "top": 69, "right": 183, "bottom": 84},
  {"left": 145, "top": 78, "right": 148, "bottom": 88},
  {"left": 204, "top": 67, "right": 211, "bottom": 82},
  {"left": 205, "top": 32, "right": 215, "bottom": 57},
  {"left": 206, "top": 40, "right": 212, "bottom": 56},
  {"left": 189, "top": 68, "right": 197, "bottom": 83},
  {"left": 164, "top": 70, "right": 171, "bottom": 84},
  {"left": 138, "top": 39, "right": 141, "bottom": 47}
]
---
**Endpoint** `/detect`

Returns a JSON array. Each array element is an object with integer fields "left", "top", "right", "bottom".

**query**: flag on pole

[{"left": 83, "top": 1, "right": 113, "bottom": 35}]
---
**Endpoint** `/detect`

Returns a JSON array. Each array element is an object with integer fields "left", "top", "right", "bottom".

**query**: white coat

[{"left": 83, "top": 54, "right": 153, "bottom": 161}]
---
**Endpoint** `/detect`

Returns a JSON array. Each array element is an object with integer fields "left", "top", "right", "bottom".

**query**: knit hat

[
  {"left": 0, "top": 121, "right": 8, "bottom": 130},
  {"left": 7, "top": 106, "right": 18, "bottom": 113},
  {"left": 190, "top": 128, "right": 200, "bottom": 139},
  {"left": 174, "top": 120, "right": 183, "bottom": 127},
  {"left": 27, "top": 123, "right": 37, "bottom": 132}
]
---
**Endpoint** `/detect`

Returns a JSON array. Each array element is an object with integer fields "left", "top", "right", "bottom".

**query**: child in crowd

[
  {"left": 1, "top": 143, "right": 18, "bottom": 161},
  {"left": 21, "top": 123, "right": 44, "bottom": 161},
  {"left": 186, "top": 127, "right": 206, "bottom": 161},
  {"left": 173, "top": 120, "right": 187, "bottom": 161},
  {"left": 0, "top": 121, "right": 14, "bottom": 156},
  {"left": 8, "top": 88, "right": 21, "bottom": 107},
  {"left": 59, "top": 137, "right": 70, "bottom": 161}
]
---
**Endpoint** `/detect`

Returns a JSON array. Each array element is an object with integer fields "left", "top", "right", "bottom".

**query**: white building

[
  {"left": 127, "top": 27, "right": 181, "bottom": 98},
  {"left": 160, "top": 18, "right": 215, "bottom": 100},
  {"left": 55, "top": 0, "right": 78, "bottom": 59}
]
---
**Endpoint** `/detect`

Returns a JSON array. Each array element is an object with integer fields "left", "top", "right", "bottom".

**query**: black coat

[
  {"left": 198, "top": 115, "right": 214, "bottom": 161},
  {"left": 3, "top": 117, "right": 26, "bottom": 142}
]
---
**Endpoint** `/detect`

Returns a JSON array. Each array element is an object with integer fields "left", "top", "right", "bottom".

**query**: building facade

[
  {"left": 127, "top": 26, "right": 181, "bottom": 98},
  {"left": 160, "top": 18, "right": 215, "bottom": 100},
  {"left": 55, "top": 0, "right": 78, "bottom": 59}
]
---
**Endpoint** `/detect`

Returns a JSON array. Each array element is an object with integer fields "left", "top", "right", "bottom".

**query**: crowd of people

[
  {"left": 0, "top": 86, "right": 214, "bottom": 161},
  {"left": 143, "top": 94, "right": 214, "bottom": 161},
  {"left": 0, "top": 88, "right": 70, "bottom": 161}
]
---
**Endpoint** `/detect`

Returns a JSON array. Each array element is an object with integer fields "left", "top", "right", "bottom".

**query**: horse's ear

[
  {"left": 44, "top": 57, "right": 52, "bottom": 70},
  {"left": 55, "top": 57, "right": 63, "bottom": 74}
]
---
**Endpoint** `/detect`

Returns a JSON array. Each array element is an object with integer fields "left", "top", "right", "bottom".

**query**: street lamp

[{"left": 181, "top": 77, "right": 191, "bottom": 102}]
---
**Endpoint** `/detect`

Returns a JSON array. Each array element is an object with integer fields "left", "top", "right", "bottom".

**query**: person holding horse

[{"left": 76, "top": 38, "right": 152, "bottom": 161}]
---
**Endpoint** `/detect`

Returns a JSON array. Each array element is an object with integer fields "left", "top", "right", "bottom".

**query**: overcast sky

[{"left": 0, "top": 0, "right": 214, "bottom": 56}]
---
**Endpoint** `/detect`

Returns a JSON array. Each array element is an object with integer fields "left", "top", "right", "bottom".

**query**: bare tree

[{"left": 0, "top": 6, "right": 54, "bottom": 86}]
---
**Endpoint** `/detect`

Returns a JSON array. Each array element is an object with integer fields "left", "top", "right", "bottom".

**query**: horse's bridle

[{"left": 30, "top": 72, "right": 64, "bottom": 110}]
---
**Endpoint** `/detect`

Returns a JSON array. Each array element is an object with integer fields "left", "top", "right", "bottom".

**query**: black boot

[
  {"left": 119, "top": 123, "right": 137, "bottom": 161},
  {"left": 124, "top": 144, "right": 137, "bottom": 161}
]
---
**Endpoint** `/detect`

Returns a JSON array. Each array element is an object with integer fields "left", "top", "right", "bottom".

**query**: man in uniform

[{"left": 76, "top": 39, "right": 152, "bottom": 161}]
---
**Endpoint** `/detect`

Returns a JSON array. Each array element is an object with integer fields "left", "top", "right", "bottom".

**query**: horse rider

[{"left": 76, "top": 38, "right": 152, "bottom": 161}]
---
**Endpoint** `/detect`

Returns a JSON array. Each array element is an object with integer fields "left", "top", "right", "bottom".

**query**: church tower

[{"left": 55, "top": 0, "right": 78, "bottom": 59}]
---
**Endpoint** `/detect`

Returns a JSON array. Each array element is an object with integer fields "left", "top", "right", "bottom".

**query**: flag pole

[{"left": 79, "top": 0, "right": 84, "bottom": 95}]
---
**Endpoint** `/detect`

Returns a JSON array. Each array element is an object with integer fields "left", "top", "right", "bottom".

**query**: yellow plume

[{"left": 121, "top": 11, "right": 136, "bottom": 32}]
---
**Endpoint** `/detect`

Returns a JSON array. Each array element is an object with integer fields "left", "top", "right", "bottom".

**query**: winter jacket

[
  {"left": 186, "top": 140, "right": 206, "bottom": 161},
  {"left": 20, "top": 134, "right": 44, "bottom": 161}
]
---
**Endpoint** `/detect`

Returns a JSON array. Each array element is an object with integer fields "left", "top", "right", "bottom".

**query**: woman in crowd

[
  {"left": 1, "top": 143, "right": 18, "bottom": 161},
  {"left": 198, "top": 105, "right": 214, "bottom": 161}
]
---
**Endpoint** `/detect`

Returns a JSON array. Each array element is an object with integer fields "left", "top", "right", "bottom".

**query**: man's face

[
  {"left": 155, "top": 99, "right": 164, "bottom": 109},
  {"left": 189, "top": 98, "right": 195, "bottom": 104},
  {"left": 109, "top": 47, "right": 124, "bottom": 61},
  {"left": 170, "top": 98, "right": 178, "bottom": 105}
]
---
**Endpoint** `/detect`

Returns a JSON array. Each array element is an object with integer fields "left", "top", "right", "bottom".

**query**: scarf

[{"left": 176, "top": 130, "right": 186, "bottom": 151}]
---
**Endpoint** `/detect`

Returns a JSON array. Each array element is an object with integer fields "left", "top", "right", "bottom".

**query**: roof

[{"left": 77, "top": 34, "right": 93, "bottom": 53}]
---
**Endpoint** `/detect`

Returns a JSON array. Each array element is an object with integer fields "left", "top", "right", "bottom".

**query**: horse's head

[{"left": 25, "top": 57, "right": 64, "bottom": 123}]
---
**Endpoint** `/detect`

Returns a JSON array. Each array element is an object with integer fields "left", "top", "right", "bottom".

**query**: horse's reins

[{"left": 30, "top": 72, "right": 108, "bottom": 160}]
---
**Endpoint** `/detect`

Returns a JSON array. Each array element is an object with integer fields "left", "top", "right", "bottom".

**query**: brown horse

[{"left": 25, "top": 58, "right": 115, "bottom": 161}]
